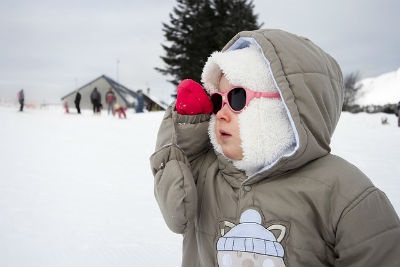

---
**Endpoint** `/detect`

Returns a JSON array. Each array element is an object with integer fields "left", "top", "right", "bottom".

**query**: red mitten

[{"left": 175, "top": 79, "right": 213, "bottom": 115}]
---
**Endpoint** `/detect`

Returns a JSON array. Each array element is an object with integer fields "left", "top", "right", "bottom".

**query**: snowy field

[{"left": 0, "top": 105, "right": 399, "bottom": 267}]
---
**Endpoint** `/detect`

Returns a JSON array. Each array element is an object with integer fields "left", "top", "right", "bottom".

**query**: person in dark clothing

[
  {"left": 74, "top": 91, "right": 81, "bottom": 114},
  {"left": 17, "top": 89, "right": 24, "bottom": 112},
  {"left": 397, "top": 101, "right": 400, "bottom": 127},
  {"left": 136, "top": 90, "right": 144, "bottom": 113},
  {"left": 90, "top": 87, "right": 101, "bottom": 113}
]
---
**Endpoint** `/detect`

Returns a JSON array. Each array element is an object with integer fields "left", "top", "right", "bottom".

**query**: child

[
  {"left": 113, "top": 102, "right": 127, "bottom": 119},
  {"left": 63, "top": 100, "right": 69, "bottom": 113},
  {"left": 150, "top": 29, "right": 400, "bottom": 267}
]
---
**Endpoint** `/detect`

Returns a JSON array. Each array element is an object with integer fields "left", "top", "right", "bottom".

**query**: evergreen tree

[{"left": 156, "top": 0, "right": 262, "bottom": 88}]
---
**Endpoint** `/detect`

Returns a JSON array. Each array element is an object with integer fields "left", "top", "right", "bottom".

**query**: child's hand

[{"left": 176, "top": 79, "right": 213, "bottom": 115}]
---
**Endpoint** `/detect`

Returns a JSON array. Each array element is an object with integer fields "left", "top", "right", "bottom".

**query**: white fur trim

[
  {"left": 208, "top": 97, "right": 296, "bottom": 177},
  {"left": 233, "top": 98, "right": 296, "bottom": 176},
  {"left": 208, "top": 116, "right": 225, "bottom": 157},
  {"left": 201, "top": 45, "right": 278, "bottom": 95}
]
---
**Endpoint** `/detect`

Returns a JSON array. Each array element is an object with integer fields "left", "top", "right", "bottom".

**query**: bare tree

[{"left": 343, "top": 72, "right": 362, "bottom": 111}]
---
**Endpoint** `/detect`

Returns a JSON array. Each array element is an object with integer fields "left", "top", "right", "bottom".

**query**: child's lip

[{"left": 219, "top": 130, "right": 231, "bottom": 137}]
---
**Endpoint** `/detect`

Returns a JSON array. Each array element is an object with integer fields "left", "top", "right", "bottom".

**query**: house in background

[
  {"left": 141, "top": 89, "right": 169, "bottom": 111},
  {"left": 61, "top": 75, "right": 167, "bottom": 112}
]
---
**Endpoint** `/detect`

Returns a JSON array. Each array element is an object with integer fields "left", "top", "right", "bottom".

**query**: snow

[
  {"left": 355, "top": 67, "right": 400, "bottom": 106},
  {"left": 1, "top": 106, "right": 399, "bottom": 266}
]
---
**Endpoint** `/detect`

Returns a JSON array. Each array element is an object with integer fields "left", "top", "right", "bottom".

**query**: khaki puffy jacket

[{"left": 150, "top": 29, "right": 400, "bottom": 267}]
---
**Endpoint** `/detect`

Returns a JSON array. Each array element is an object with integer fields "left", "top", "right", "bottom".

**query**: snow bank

[{"left": 356, "top": 68, "right": 400, "bottom": 105}]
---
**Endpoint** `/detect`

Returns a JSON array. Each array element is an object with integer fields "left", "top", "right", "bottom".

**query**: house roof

[
  {"left": 61, "top": 74, "right": 167, "bottom": 111},
  {"left": 140, "top": 91, "right": 169, "bottom": 110},
  {"left": 61, "top": 75, "right": 139, "bottom": 106}
]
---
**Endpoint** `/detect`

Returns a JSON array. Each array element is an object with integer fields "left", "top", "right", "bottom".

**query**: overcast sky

[{"left": 1, "top": 0, "right": 399, "bottom": 104}]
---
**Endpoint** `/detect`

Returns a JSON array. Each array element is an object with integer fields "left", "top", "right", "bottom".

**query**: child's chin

[{"left": 221, "top": 148, "right": 243, "bottom": 161}]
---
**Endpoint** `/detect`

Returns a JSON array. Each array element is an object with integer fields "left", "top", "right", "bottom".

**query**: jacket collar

[{"left": 216, "top": 154, "right": 246, "bottom": 188}]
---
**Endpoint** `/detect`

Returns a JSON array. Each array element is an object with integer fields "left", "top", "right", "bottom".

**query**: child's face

[{"left": 214, "top": 75, "right": 243, "bottom": 160}]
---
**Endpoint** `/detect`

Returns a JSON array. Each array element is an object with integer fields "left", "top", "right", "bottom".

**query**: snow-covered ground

[{"left": 0, "top": 106, "right": 399, "bottom": 267}]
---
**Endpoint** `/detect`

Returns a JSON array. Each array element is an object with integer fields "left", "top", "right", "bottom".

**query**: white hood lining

[{"left": 230, "top": 37, "right": 300, "bottom": 177}]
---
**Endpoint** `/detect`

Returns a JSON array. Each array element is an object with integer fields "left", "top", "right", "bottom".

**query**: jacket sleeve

[
  {"left": 335, "top": 187, "right": 400, "bottom": 266},
  {"left": 150, "top": 103, "right": 211, "bottom": 234}
]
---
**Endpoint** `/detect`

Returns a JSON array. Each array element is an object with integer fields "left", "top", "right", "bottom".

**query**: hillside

[{"left": 355, "top": 67, "right": 400, "bottom": 106}]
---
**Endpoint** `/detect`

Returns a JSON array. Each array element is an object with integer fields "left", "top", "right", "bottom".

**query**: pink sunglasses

[{"left": 210, "top": 87, "right": 281, "bottom": 114}]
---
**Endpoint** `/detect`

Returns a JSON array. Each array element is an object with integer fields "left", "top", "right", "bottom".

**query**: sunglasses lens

[
  {"left": 228, "top": 88, "right": 246, "bottom": 111},
  {"left": 211, "top": 94, "right": 222, "bottom": 114}
]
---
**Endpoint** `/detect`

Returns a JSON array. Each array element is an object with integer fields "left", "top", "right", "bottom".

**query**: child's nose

[{"left": 216, "top": 102, "right": 231, "bottom": 121}]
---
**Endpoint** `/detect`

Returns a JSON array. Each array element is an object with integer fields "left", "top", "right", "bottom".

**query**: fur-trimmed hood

[
  {"left": 202, "top": 29, "right": 344, "bottom": 184},
  {"left": 150, "top": 29, "right": 400, "bottom": 267}
]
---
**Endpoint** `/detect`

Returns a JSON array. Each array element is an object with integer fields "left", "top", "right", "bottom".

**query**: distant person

[
  {"left": 74, "top": 91, "right": 81, "bottom": 114},
  {"left": 397, "top": 101, "right": 400, "bottom": 127},
  {"left": 105, "top": 89, "right": 116, "bottom": 115},
  {"left": 135, "top": 90, "right": 144, "bottom": 113},
  {"left": 63, "top": 101, "right": 69, "bottom": 113},
  {"left": 113, "top": 102, "right": 127, "bottom": 119},
  {"left": 146, "top": 102, "right": 153, "bottom": 111},
  {"left": 90, "top": 87, "right": 101, "bottom": 114},
  {"left": 381, "top": 116, "right": 388, "bottom": 125},
  {"left": 17, "top": 89, "right": 24, "bottom": 111}
]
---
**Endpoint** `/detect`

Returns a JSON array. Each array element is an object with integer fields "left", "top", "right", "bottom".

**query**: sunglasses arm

[{"left": 253, "top": 91, "right": 281, "bottom": 99}]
